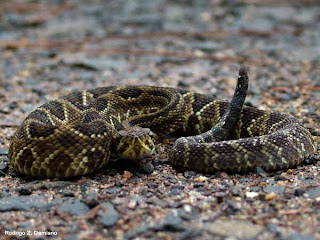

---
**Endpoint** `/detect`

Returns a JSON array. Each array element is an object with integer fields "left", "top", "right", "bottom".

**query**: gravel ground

[{"left": 0, "top": 0, "right": 319, "bottom": 239}]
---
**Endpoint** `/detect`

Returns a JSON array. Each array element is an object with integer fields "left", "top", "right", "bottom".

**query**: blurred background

[{"left": 1, "top": 0, "right": 319, "bottom": 131}]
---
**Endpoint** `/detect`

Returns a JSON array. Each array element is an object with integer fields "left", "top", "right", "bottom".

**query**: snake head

[{"left": 115, "top": 126, "right": 155, "bottom": 164}]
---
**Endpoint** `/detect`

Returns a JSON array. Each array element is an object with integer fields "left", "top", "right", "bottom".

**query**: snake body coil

[{"left": 9, "top": 67, "right": 316, "bottom": 178}]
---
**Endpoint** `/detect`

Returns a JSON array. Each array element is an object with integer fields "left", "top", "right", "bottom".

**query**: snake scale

[{"left": 9, "top": 66, "right": 316, "bottom": 178}]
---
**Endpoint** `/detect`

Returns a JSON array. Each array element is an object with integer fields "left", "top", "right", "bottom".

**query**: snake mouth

[{"left": 115, "top": 127, "right": 155, "bottom": 163}]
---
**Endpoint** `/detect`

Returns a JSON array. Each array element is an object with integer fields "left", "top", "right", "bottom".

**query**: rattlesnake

[{"left": 9, "top": 66, "right": 316, "bottom": 178}]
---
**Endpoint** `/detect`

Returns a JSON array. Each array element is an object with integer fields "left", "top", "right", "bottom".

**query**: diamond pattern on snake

[{"left": 9, "top": 66, "right": 316, "bottom": 178}]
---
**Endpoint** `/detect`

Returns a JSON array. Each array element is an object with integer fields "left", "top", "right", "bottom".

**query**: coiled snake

[{"left": 9, "top": 66, "right": 316, "bottom": 178}]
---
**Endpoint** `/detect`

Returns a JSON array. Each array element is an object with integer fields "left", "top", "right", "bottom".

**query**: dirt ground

[{"left": 0, "top": 1, "right": 319, "bottom": 240}]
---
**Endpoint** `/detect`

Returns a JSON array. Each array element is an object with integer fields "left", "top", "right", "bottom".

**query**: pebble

[
  {"left": 239, "top": 178, "right": 250, "bottom": 184},
  {"left": 206, "top": 219, "right": 264, "bottom": 239},
  {"left": 294, "top": 189, "right": 306, "bottom": 197},
  {"left": 250, "top": 186, "right": 262, "bottom": 192},
  {"left": 98, "top": 202, "right": 120, "bottom": 227},
  {"left": 246, "top": 192, "right": 259, "bottom": 199},
  {"left": 0, "top": 170, "right": 6, "bottom": 177},
  {"left": 230, "top": 186, "right": 241, "bottom": 196},
  {"left": 216, "top": 193, "right": 227, "bottom": 204},
  {"left": 193, "top": 182, "right": 204, "bottom": 188},
  {"left": 57, "top": 200, "right": 90, "bottom": 216},
  {"left": 141, "top": 161, "right": 154, "bottom": 174},
  {"left": 82, "top": 192, "right": 99, "bottom": 207},
  {"left": 274, "top": 175, "right": 288, "bottom": 181},
  {"left": 64, "top": 235, "right": 80, "bottom": 240},
  {"left": 265, "top": 192, "right": 278, "bottom": 200},
  {"left": 0, "top": 157, "right": 9, "bottom": 173},
  {"left": 152, "top": 158, "right": 170, "bottom": 165},
  {"left": 304, "top": 157, "right": 315, "bottom": 165},
  {"left": 21, "top": 105, "right": 36, "bottom": 113},
  {"left": 0, "top": 196, "right": 47, "bottom": 211},
  {"left": 267, "top": 223, "right": 281, "bottom": 235},
  {"left": 255, "top": 166, "right": 267, "bottom": 178},
  {"left": 17, "top": 221, "right": 32, "bottom": 229},
  {"left": 306, "top": 186, "right": 320, "bottom": 199},
  {"left": 18, "top": 187, "right": 32, "bottom": 196},
  {"left": 161, "top": 213, "right": 185, "bottom": 231},
  {"left": 183, "top": 171, "right": 197, "bottom": 178},
  {"left": 59, "top": 189, "right": 75, "bottom": 197},
  {"left": 105, "top": 186, "right": 122, "bottom": 194},
  {"left": 263, "top": 185, "right": 285, "bottom": 195},
  {"left": 0, "top": 148, "right": 8, "bottom": 155},
  {"left": 177, "top": 228, "right": 202, "bottom": 240},
  {"left": 281, "top": 233, "right": 315, "bottom": 240},
  {"left": 226, "top": 199, "right": 239, "bottom": 213}
]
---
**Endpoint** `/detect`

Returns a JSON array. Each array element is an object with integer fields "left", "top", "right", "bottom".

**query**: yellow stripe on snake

[{"left": 9, "top": 67, "right": 316, "bottom": 178}]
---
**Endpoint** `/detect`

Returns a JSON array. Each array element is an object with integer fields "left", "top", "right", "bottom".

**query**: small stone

[
  {"left": 265, "top": 192, "right": 278, "bottom": 200},
  {"left": 230, "top": 186, "right": 241, "bottom": 196},
  {"left": 256, "top": 166, "right": 267, "bottom": 177},
  {"left": 221, "top": 179, "right": 233, "bottom": 186},
  {"left": 59, "top": 189, "right": 75, "bottom": 197},
  {"left": 184, "top": 171, "right": 196, "bottom": 178},
  {"left": 246, "top": 192, "right": 259, "bottom": 199},
  {"left": 161, "top": 213, "right": 185, "bottom": 231},
  {"left": 18, "top": 188, "right": 32, "bottom": 196},
  {"left": 98, "top": 202, "right": 120, "bottom": 227},
  {"left": 206, "top": 219, "right": 264, "bottom": 239},
  {"left": 226, "top": 199, "right": 239, "bottom": 212},
  {"left": 21, "top": 105, "right": 35, "bottom": 113},
  {"left": 0, "top": 148, "right": 8, "bottom": 155},
  {"left": 168, "top": 201, "right": 183, "bottom": 208},
  {"left": 122, "top": 171, "right": 133, "bottom": 180},
  {"left": 294, "top": 189, "right": 306, "bottom": 197},
  {"left": 82, "top": 192, "right": 99, "bottom": 208},
  {"left": 193, "top": 182, "right": 204, "bottom": 188},
  {"left": 178, "top": 81, "right": 189, "bottom": 87},
  {"left": 0, "top": 157, "right": 9, "bottom": 172},
  {"left": 274, "top": 175, "right": 287, "bottom": 181},
  {"left": 57, "top": 200, "right": 90, "bottom": 216},
  {"left": 105, "top": 187, "right": 122, "bottom": 194},
  {"left": 115, "top": 180, "right": 125, "bottom": 187},
  {"left": 263, "top": 185, "right": 285, "bottom": 195},
  {"left": 0, "top": 188, "right": 11, "bottom": 198},
  {"left": 267, "top": 223, "right": 281, "bottom": 235},
  {"left": 304, "top": 157, "right": 315, "bottom": 165},
  {"left": 152, "top": 158, "right": 170, "bottom": 165},
  {"left": 239, "top": 178, "right": 250, "bottom": 184},
  {"left": 280, "top": 233, "right": 315, "bottom": 240},
  {"left": 250, "top": 186, "right": 262, "bottom": 192},
  {"left": 0, "top": 196, "right": 47, "bottom": 211},
  {"left": 141, "top": 161, "right": 154, "bottom": 174},
  {"left": 17, "top": 221, "right": 32, "bottom": 229},
  {"left": 306, "top": 186, "right": 320, "bottom": 199},
  {"left": 216, "top": 193, "right": 227, "bottom": 204},
  {"left": 178, "top": 228, "right": 202, "bottom": 240},
  {"left": 195, "top": 176, "right": 208, "bottom": 182},
  {"left": 128, "top": 200, "right": 137, "bottom": 209},
  {"left": 64, "top": 235, "right": 80, "bottom": 240},
  {"left": 168, "top": 187, "right": 182, "bottom": 197}
]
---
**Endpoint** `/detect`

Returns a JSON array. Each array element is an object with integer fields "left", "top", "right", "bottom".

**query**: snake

[{"left": 8, "top": 66, "right": 316, "bottom": 178}]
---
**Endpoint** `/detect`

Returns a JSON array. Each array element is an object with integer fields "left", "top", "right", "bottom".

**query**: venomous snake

[{"left": 9, "top": 66, "right": 316, "bottom": 178}]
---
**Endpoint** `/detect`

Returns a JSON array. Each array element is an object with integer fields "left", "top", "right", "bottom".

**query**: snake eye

[{"left": 147, "top": 130, "right": 154, "bottom": 137}]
